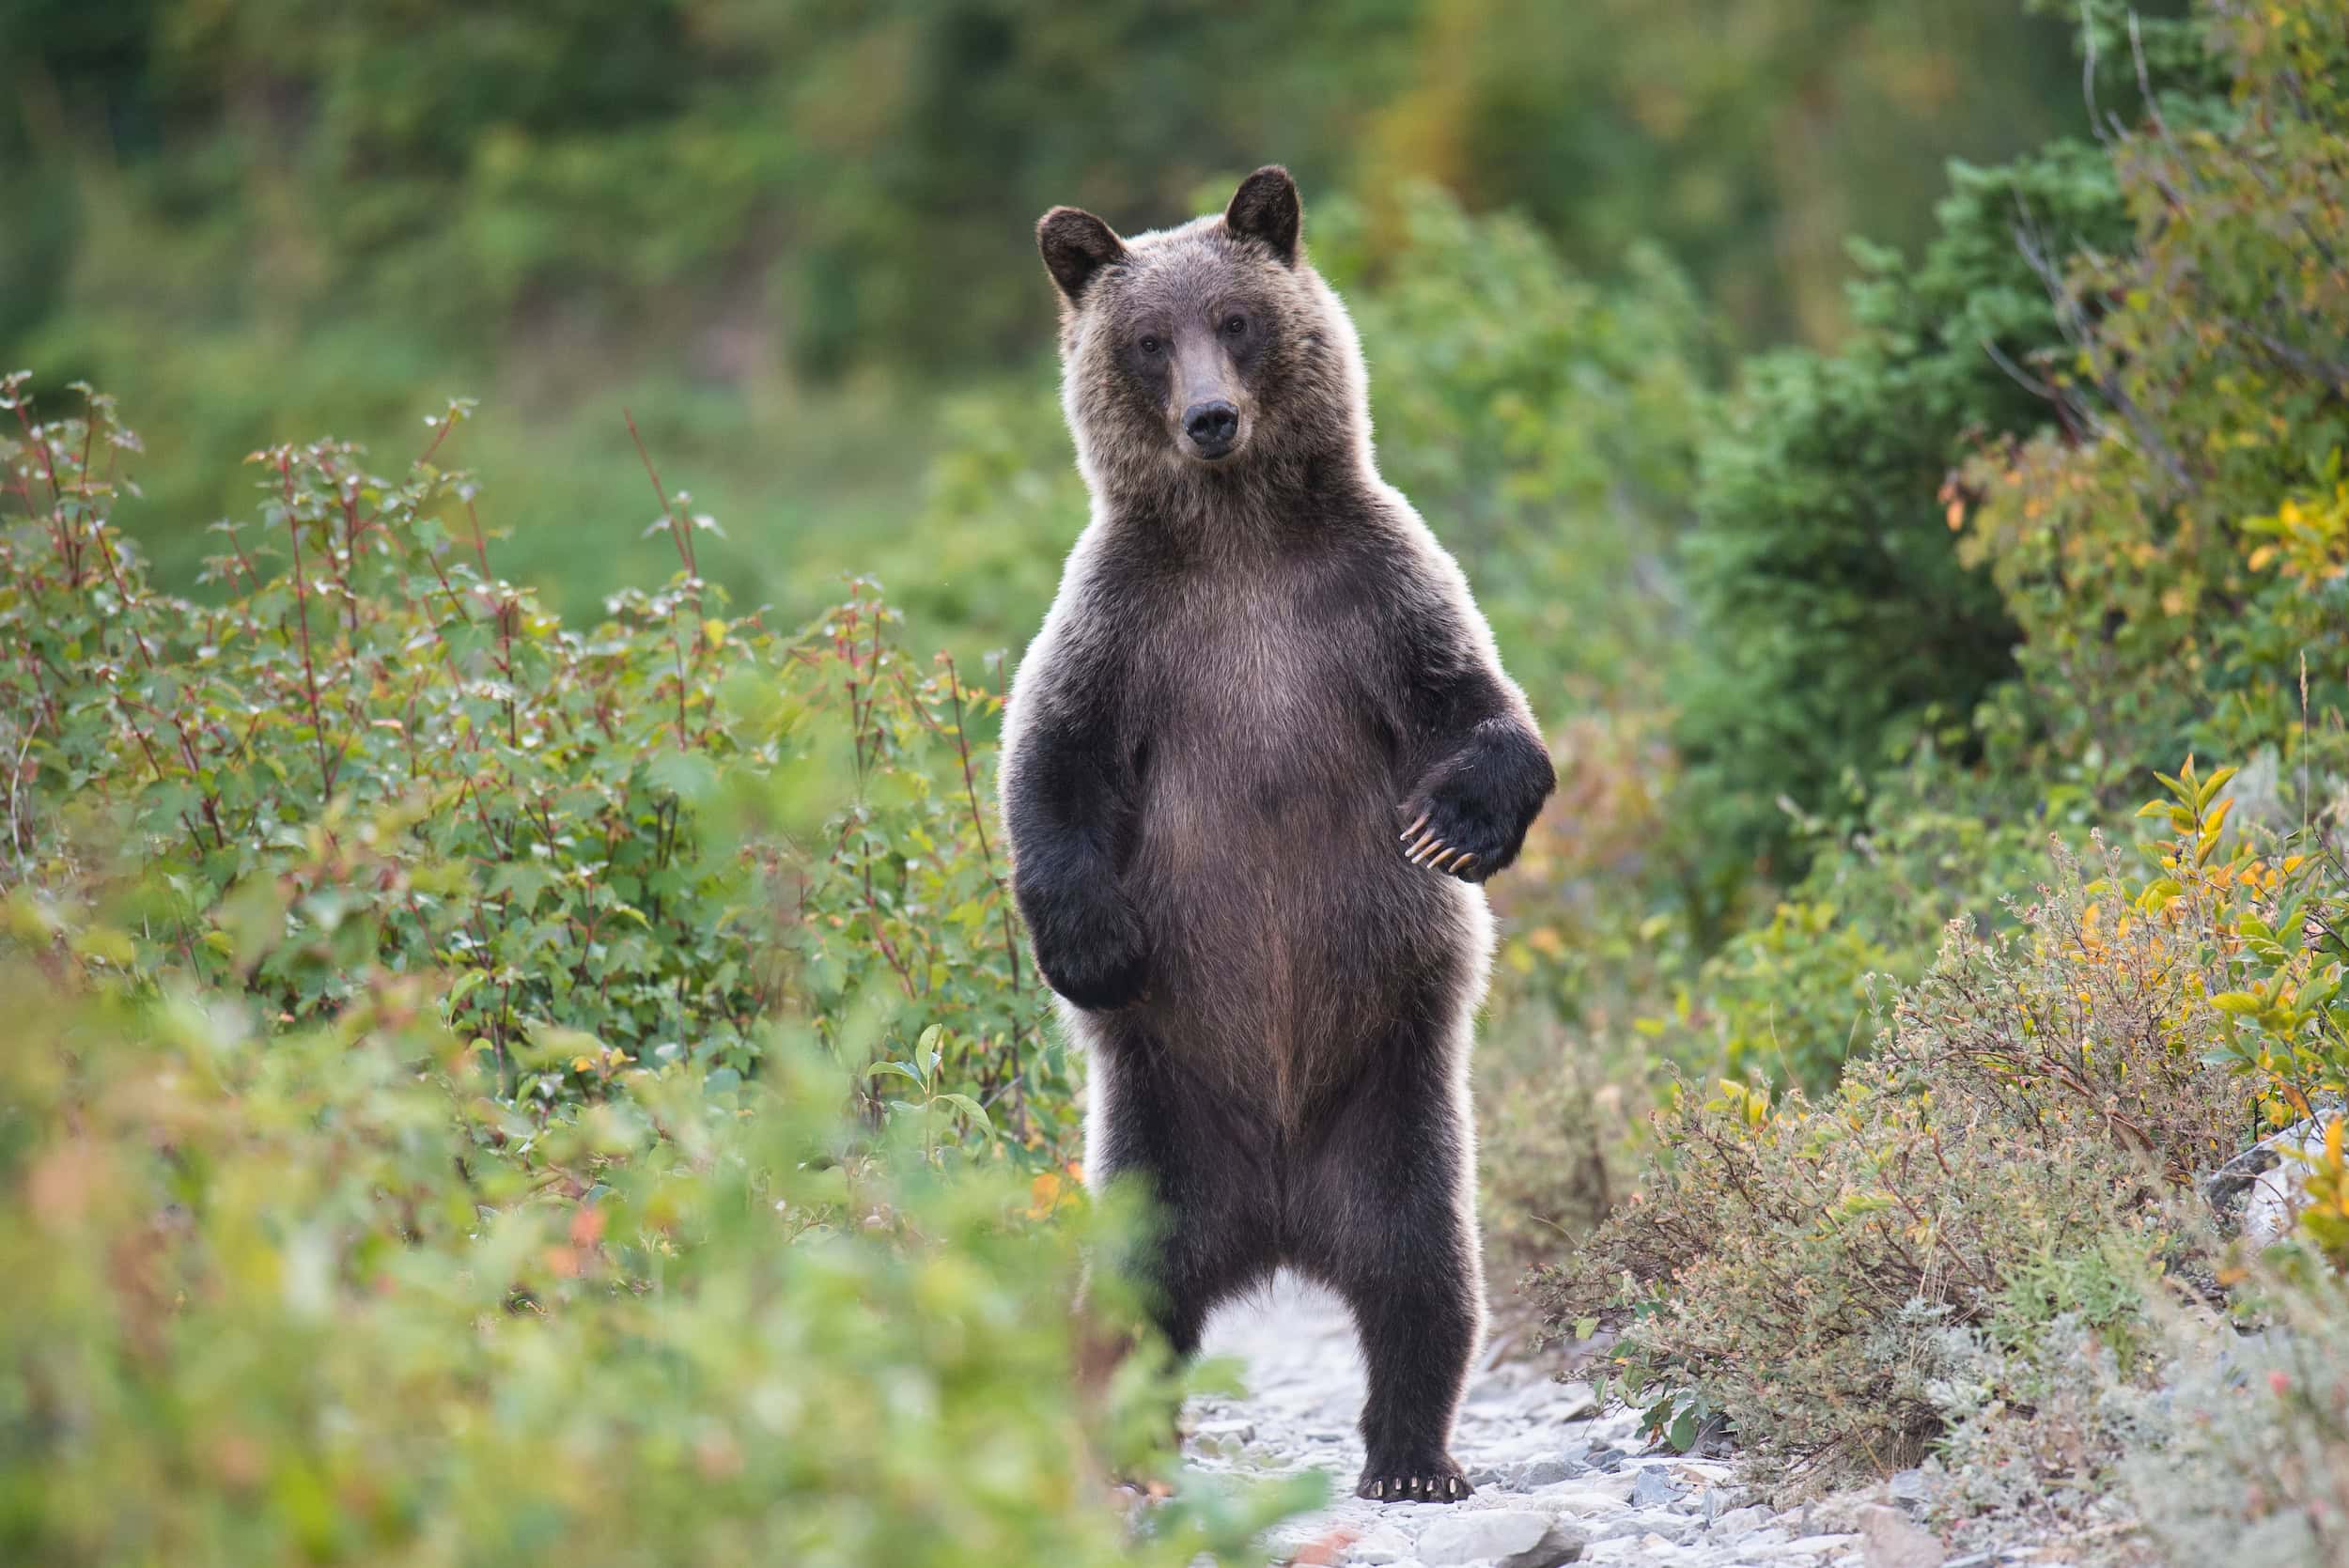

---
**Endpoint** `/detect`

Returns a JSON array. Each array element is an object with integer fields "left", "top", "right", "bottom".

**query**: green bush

[
  {"left": 1672, "top": 138, "right": 2119, "bottom": 891},
  {"left": 1680, "top": 740, "right": 2096, "bottom": 1093},
  {"left": 1313, "top": 187, "right": 1717, "bottom": 706},
  {"left": 1955, "top": 0, "right": 2349, "bottom": 808},
  {"left": 0, "top": 374, "right": 1068, "bottom": 1156},
  {"left": 1648, "top": 0, "right": 2349, "bottom": 1101},
  {"left": 2134, "top": 1259, "right": 2349, "bottom": 1566},
  {"left": 0, "top": 969, "right": 1314, "bottom": 1567},
  {"left": 1672, "top": 4, "right": 2218, "bottom": 893},
  {"left": 0, "top": 378, "right": 1325, "bottom": 1562},
  {"left": 1538, "top": 781, "right": 2295, "bottom": 1474}
]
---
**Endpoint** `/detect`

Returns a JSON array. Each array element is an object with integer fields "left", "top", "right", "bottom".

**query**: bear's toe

[{"left": 1356, "top": 1458, "right": 1471, "bottom": 1503}]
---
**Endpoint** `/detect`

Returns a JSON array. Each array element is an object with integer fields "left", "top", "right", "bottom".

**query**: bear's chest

[{"left": 1128, "top": 572, "right": 1398, "bottom": 812}]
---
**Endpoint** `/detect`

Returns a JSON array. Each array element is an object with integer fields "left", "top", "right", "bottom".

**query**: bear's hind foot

[{"left": 1356, "top": 1456, "right": 1471, "bottom": 1503}]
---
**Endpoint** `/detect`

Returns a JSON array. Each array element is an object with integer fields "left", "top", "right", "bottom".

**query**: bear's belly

[{"left": 1118, "top": 714, "right": 1479, "bottom": 1117}]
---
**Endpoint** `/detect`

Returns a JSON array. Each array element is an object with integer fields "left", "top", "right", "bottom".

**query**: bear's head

[{"left": 1036, "top": 167, "right": 1368, "bottom": 496}]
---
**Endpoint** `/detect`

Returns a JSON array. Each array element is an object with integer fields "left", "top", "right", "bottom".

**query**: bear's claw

[{"left": 1357, "top": 1459, "right": 1471, "bottom": 1503}]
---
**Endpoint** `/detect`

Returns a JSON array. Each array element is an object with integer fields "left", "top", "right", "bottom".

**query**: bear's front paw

[
  {"left": 1398, "top": 727, "right": 1554, "bottom": 883},
  {"left": 1025, "top": 887, "right": 1150, "bottom": 1011},
  {"left": 1395, "top": 791, "right": 1517, "bottom": 883}
]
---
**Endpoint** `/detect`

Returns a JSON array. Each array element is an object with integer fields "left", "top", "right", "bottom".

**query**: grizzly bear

[{"left": 1001, "top": 166, "right": 1554, "bottom": 1503}]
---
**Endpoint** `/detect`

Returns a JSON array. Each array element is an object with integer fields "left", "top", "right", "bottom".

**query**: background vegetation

[{"left": 8, "top": 0, "right": 2349, "bottom": 1562}]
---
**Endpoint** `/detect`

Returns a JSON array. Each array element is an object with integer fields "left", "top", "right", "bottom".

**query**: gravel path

[{"left": 1185, "top": 1275, "right": 1914, "bottom": 1568}]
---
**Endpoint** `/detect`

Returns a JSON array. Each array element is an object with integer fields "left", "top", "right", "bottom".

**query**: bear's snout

[{"left": 1182, "top": 400, "right": 1241, "bottom": 459}]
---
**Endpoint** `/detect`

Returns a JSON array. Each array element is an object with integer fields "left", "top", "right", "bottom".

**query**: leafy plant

[
  {"left": 0, "top": 373, "right": 1069, "bottom": 1159},
  {"left": 0, "top": 376, "right": 1327, "bottom": 1562},
  {"left": 0, "top": 962, "right": 1314, "bottom": 1567},
  {"left": 1537, "top": 787, "right": 2301, "bottom": 1475}
]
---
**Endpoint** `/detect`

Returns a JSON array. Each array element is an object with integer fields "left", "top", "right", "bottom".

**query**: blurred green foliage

[
  {"left": 1675, "top": 130, "right": 2143, "bottom": 895},
  {"left": 0, "top": 979, "right": 1316, "bottom": 1566},
  {"left": 1, "top": 375, "right": 1328, "bottom": 1563},
  {"left": 15, "top": 0, "right": 2349, "bottom": 1545},
  {"left": 3, "top": 0, "right": 2143, "bottom": 609},
  {"left": 1532, "top": 1, "right": 2349, "bottom": 1508},
  {"left": 1638, "top": 0, "right": 2349, "bottom": 1097},
  {"left": 0, "top": 378, "right": 1074, "bottom": 1154}
]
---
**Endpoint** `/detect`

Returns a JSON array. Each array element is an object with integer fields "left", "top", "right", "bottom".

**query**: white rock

[
  {"left": 1416, "top": 1508, "right": 1584, "bottom": 1568},
  {"left": 1517, "top": 1457, "right": 1578, "bottom": 1488},
  {"left": 2204, "top": 1110, "right": 2343, "bottom": 1247},
  {"left": 1579, "top": 1537, "right": 1681, "bottom": 1566},
  {"left": 1763, "top": 1533, "right": 1860, "bottom": 1558},
  {"left": 1857, "top": 1504, "right": 1944, "bottom": 1568},
  {"left": 1711, "top": 1505, "right": 1774, "bottom": 1536},
  {"left": 1348, "top": 1524, "right": 1414, "bottom": 1565},
  {"left": 1670, "top": 1459, "right": 1735, "bottom": 1483},
  {"left": 1548, "top": 1381, "right": 1601, "bottom": 1420}
]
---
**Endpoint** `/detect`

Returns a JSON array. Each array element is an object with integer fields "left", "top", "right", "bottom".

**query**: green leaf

[
  {"left": 1667, "top": 1405, "right": 1700, "bottom": 1452},
  {"left": 646, "top": 747, "right": 719, "bottom": 805},
  {"left": 935, "top": 1093, "right": 992, "bottom": 1134}
]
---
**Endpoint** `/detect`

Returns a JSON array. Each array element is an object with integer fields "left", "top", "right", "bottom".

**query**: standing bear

[{"left": 1001, "top": 166, "right": 1555, "bottom": 1503}]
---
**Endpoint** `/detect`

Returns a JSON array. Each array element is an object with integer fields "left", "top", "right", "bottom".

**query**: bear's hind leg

[
  {"left": 1295, "top": 1031, "right": 1485, "bottom": 1502},
  {"left": 1088, "top": 1027, "right": 1279, "bottom": 1358}
]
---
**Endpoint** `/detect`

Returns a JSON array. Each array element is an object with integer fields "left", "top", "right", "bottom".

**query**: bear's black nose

[{"left": 1183, "top": 400, "right": 1240, "bottom": 458}]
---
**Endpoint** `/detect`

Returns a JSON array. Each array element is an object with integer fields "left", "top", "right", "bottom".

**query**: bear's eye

[
  {"left": 1222, "top": 315, "right": 1248, "bottom": 338},
  {"left": 1138, "top": 334, "right": 1163, "bottom": 355}
]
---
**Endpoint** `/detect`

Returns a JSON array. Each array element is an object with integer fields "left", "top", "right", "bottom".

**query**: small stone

[
  {"left": 1774, "top": 1534, "right": 1861, "bottom": 1557},
  {"left": 1886, "top": 1469, "right": 1929, "bottom": 1512},
  {"left": 1857, "top": 1503, "right": 1944, "bottom": 1568},
  {"left": 1417, "top": 1508, "right": 1585, "bottom": 1568},
  {"left": 1670, "top": 1458, "right": 1734, "bottom": 1484},
  {"left": 1631, "top": 1468, "right": 1684, "bottom": 1508},
  {"left": 1580, "top": 1536, "right": 1687, "bottom": 1567},
  {"left": 1517, "top": 1457, "right": 1577, "bottom": 1488},
  {"left": 1535, "top": 1488, "right": 1630, "bottom": 1515},
  {"left": 1712, "top": 1504, "right": 1773, "bottom": 1537},
  {"left": 1583, "top": 1471, "right": 1641, "bottom": 1500},
  {"left": 1348, "top": 1524, "right": 1413, "bottom": 1565},
  {"left": 1595, "top": 1512, "right": 1691, "bottom": 1545}
]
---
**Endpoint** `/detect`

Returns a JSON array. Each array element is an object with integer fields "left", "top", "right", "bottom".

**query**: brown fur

[{"left": 1003, "top": 168, "right": 1555, "bottom": 1501}]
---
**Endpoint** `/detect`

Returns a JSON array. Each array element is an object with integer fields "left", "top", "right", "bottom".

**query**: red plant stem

[
  {"left": 11, "top": 402, "right": 77, "bottom": 579},
  {"left": 618, "top": 411, "right": 701, "bottom": 747},
  {"left": 417, "top": 409, "right": 459, "bottom": 468},
  {"left": 339, "top": 484, "right": 364, "bottom": 639},
  {"left": 942, "top": 656, "right": 1023, "bottom": 1000},
  {"left": 279, "top": 453, "right": 337, "bottom": 794},
  {"left": 465, "top": 498, "right": 491, "bottom": 579},
  {"left": 218, "top": 522, "right": 260, "bottom": 590},
  {"left": 422, "top": 542, "right": 473, "bottom": 625},
  {"left": 623, "top": 408, "right": 696, "bottom": 580}
]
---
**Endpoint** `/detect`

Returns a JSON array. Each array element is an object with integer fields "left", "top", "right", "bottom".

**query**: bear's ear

[
  {"left": 1037, "top": 207, "right": 1127, "bottom": 304},
  {"left": 1224, "top": 165, "right": 1300, "bottom": 266}
]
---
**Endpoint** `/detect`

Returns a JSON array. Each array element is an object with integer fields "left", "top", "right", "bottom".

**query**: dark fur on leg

[
  {"left": 1089, "top": 1021, "right": 1281, "bottom": 1356},
  {"left": 1293, "top": 1009, "right": 1484, "bottom": 1503}
]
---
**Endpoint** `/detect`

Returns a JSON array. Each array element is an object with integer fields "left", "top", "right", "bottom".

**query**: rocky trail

[{"left": 1183, "top": 1276, "right": 1958, "bottom": 1568}]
